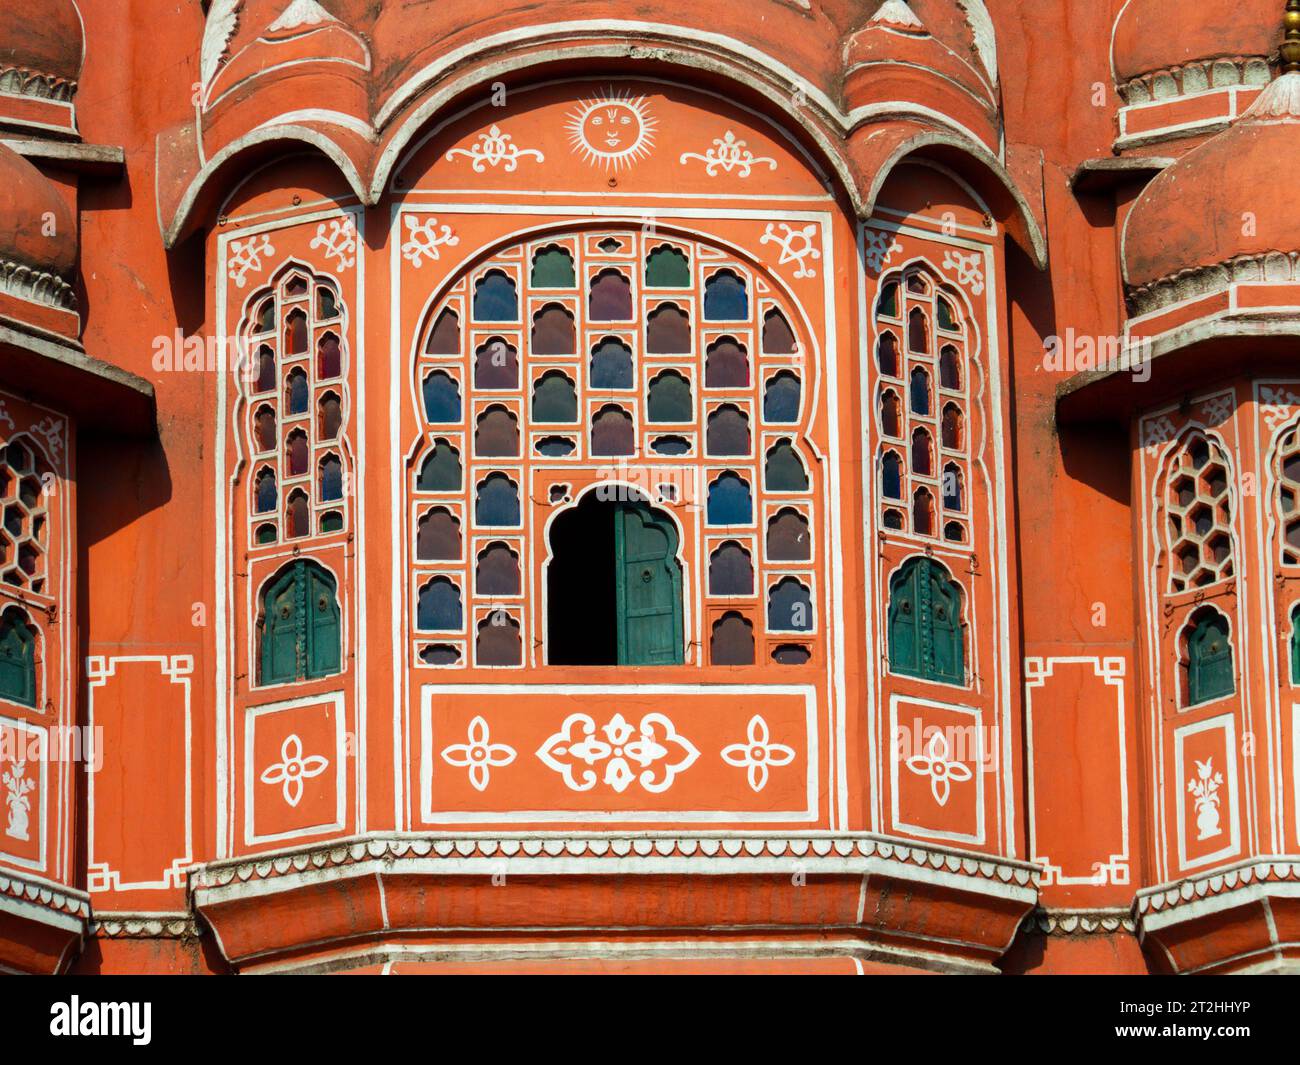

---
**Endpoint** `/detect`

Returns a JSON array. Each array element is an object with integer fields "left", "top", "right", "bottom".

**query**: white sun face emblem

[{"left": 565, "top": 91, "right": 657, "bottom": 171}]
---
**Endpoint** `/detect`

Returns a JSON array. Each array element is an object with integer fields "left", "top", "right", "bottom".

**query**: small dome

[
  {"left": 1124, "top": 73, "right": 1300, "bottom": 291},
  {"left": 0, "top": 143, "right": 77, "bottom": 280},
  {"left": 0, "top": 0, "right": 83, "bottom": 93},
  {"left": 1112, "top": 0, "right": 1280, "bottom": 88}
]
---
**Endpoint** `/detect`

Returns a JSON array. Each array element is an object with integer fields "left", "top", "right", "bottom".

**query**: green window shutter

[
  {"left": 614, "top": 504, "right": 684, "bottom": 665},
  {"left": 888, "top": 559, "right": 964, "bottom": 685},
  {"left": 259, "top": 561, "right": 342, "bottom": 685},
  {"left": 1188, "top": 612, "right": 1233, "bottom": 706},
  {"left": 0, "top": 612, "right": 36, "bottom": 707},
  {"left": 306, "top": 565, "right": 341, "bottom": 679}
]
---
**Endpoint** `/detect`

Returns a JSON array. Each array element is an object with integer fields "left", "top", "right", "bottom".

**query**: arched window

[
  {"left": 704, "top": 337, "right": 749, "bottom": 388},
  {"left": 475, "top": 406, "right": 520, "bottom": 457},
  {"left": 709, "top": 542, "right": 753, "bottom": 596},
  {"left": 710, "top": 612, "right": 754, "bottom": 665},
  {"left": 645, "top": 245, "right": 691, "bottom": 287},
  {"left": 1182, "top": 607, "right": 1234, "bottom": 707},
  {"left": 531, "top": 303, "right": 576, "bottom": 355},
  {"left": 477, "top": 611, "right": 522, "bottom": 666},
  {"left": 416, "top": 507, "right": 461, "bottom": 561},
  {"left": 762, "top": 309, "right": 796, "bottom": 354},
  {"left": 590, "top": 337, "right": 634, "bottom": 389},
  {"left": 476, "top": 542, "right": 521, "bottom": 596},
  {"left": 589, "top": 269, "right": 632, "bottom": 320},
  {"left": 704, "top": 269, "right": 747, "bottom": 320},
  {"left": 647, "top": 370, "right": 692, "bottom": 423},
  {"left": 1164, "top": 432, "right": 1234, "bottom": 592},
  {"left": 532, "top": 371, "right": 577, "bottom": 423},
  {"left": 591, "top": 405, "right": 636, "bottom": 456},
  {"left": 707, "top": 405, "right": 750, "bottom": 456},
  {"left": 0, "top": 607, "right": 37, "bottom": 707},
  {"left": 531, "top": 245, "right": 575, "bottom": 288},
  {"left": 764, "top": 371, "right": 801, "bottom": 423},
  {"left": 647, "top": 303, "right": 691, "bottom": 353},
  {"left": 765, "top": 440, "right": 808, "bottom": 492},
  {"left": 317, "top": 331, "right": 342, "bottom": 378},
  {"left": 707, "top": 472, "right": 752, "bottom": 526},
  {"left": 418, "top": 440, "right": 462, "bottom": 492},
  {"left": 475, "top": 474, "right": 520, "bottom": 526},
  {"left": 887, "top": 558, "right": 964, "bottom": 685},
  {"left": 423, "top": 370, "right": 461, "bottom": 422},
  {"left": 474, "top": 338, "right": 520, "bottom": 389},
  {"left": 768, "top": 577, "right": 813, "bottom": 632},
  {"left": 426, "top": 308, "right": 460, "bottom": 354},
  {"left": 473, "top": 270, "right": 518, "bottom": 321},
  {"left": 258, "top": 560, "right": 341, "bottom": 685},
  {"left": 418, "top": 576, "right": 463, "bottom": 632}
]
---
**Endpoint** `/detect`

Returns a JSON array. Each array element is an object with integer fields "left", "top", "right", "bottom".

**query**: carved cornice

[
  {"left": 0, "top": 869, "right": 90, "bottom": 921},
  {"left": 1025, "top": 907, "right": 1136, "bottom": 936},
  {"left": 0, "top": 66, "right": 77, "bottom": 104},
  {"left": 0, "top": 257, "right": 77, "bottom": 311},
  {"left": 90, "top": 914, "right": 199, "bottom": 939},
  {"left": 190, "top": 833, "right": 1040, "bottom": 895},
  {"left": 1127, "top": 251, "right": 1300, "bottom": 318},
  {"left": 1136, "top": 856, "right": 1300, "bottom": 917},
  {"left": 1119, "top": 56, "right": 1272, "bottom": 106}
]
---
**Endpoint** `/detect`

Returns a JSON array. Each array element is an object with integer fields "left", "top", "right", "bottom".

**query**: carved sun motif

[{"left": 564, "top": 90, "right": 657, "bottom": 171}]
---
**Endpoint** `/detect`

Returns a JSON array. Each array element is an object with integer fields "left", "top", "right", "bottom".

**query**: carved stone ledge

[
  {"left": 0, "top": 868, "right": 90, "bottom": 920},
  {"left": 0, "top": 869, "right": 89, "bottom": 974},
  {"left": 0, "top": 66, "right": 77, "bottom": 103},
  {"left": 0, "top": 256, "right": 77, "bottom": 311},
  {"left": 1127, "top": 251, "right": 1300, "bottom": 319},
  {"left": 90, "top": 913, "right": 199, "bottom": 939},
  {"left": 1025, "top": 907, "right": 1136, "bottom": 936},
  {"left": 1119, "top": 57, "right": 1272, "bottom": 106}
]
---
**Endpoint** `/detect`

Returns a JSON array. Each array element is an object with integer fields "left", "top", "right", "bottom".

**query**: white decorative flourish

[
  {"left": 721, "top": 715, "right": 796, "bottom": 793},
  {"left": 1142, "top": 414, "right": 1178, "bottom": 454},
  {"left": 28, "top": 416, "right": 65, "bottom": 464},
  {"left": 904, "top": 731, "right": 972, "bottom": 807},
  {"left": 401, "top": 216, "right": 460, "bottom": 269},
  {"left": 1200, "top": 395, "right": 1233, "bottom": 426},
  {"left": 678, "top": 130, "right": 777, "bottom": 178},
  {"left": 759, "top": 222, "right": 821, "bottom": 279},
  {"left": 259, "top": 734, "right": 328, "bottom": 808},
  {"left": 942, "top": 249, "right": 985, "bottom": 295},
  {"left": 3, "top": 760, "right": 34, "bottom": 842},
  {"left": 309, "top": 217, "right": 357, "bottom": 272},
  {"left": 445, "top": 124, "right": 545, "bottom": 172},
  {"left": 537, "top": 712, "right": 699, "bottom": 793},
  {"left": 1188, "top": 757, "right": 1224, "bottom": 841},
  {"left": 227, "top": 233, "right": 275, "bottom": 289},
  {"left": 1260, "top": 387, "right": 1300, "bottom": 432},
  {"left": 200, "top": 0, "right": 242, "bottom": 89},
  {"left": 864, "top": 229, "right": 903, "bottom": 273},
  {"left": 441, "top": 716, "right": 516, "bottom": 792},
  {"left": 269, "top": 0, "right": 338, "bottom": 32}
]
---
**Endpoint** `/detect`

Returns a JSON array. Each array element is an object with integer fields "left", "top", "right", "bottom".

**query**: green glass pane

[
  {"left": 531, "top": 246, "right": 575, "bottom": 288},
  {"left": 645, "top": 246, "right": 691, "bottom": 287}
]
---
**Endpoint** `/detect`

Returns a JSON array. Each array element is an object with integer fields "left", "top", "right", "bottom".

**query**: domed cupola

[
  {"left": 0, "top": 142, "right": 78, "bottom": 339},
  {"left": 0, "top": 0, "right": 84, "bottom": 135},
  {"left": 843, "top": 0, "right": 999, "bottom": 152},
  {"left": 1111, "top": 0, "right": 1281, "bottom": 154}
]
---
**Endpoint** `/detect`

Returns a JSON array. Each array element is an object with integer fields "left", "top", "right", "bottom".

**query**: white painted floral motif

[
  {"left": 3, "top": 760, "right": 34, "bottom": 842},
  {"left": 759, "top": 222, "right": 821, "bottom": 279},
  {"left": 1187, "top": 757, "right": 1224, "bottom": 841},
  {"left": 721, "top": 715, "right": 796, "bottom": 792},
  {"left": 1142, "top": 415, "right": 1178, "bottom": 454},
  {"left": 678, "top": 130, "right": 777, "bottom": 178},
  {"left": 309, "top": 217, "right": 357, "bottom": 271},
  {"left": 904, "top": 730, "right": 972, "bottom": 807},
  {"left": 864, "top": 229, "right": 903, "bottom": 273},
  {"left": 537, "top": 712, "right": 699, "bottom": 793},
  {"left": 445, "top": 125, "right": 545, "bottom": 172},
  {"left": 441, "top": 715, "right": 516, "bottom": 792},
  {"left": 1260, "top": 387, "right": 1300, "bottom": 432},
  {"left": 942, "top": 249, "right": 985, "bottom": 295},
  {"left": 28, "top": 416, "right": 64, "bottom": 464},
  {"left": 227, "top": 233, "right": 275, "bottom": 289},
  {"left": 401, "top": 216, "right": 460, "bottom": 269},
  {"left": 1200, "top": 395, "right": 1233, "bottom": 427},
  {"left": 259, "top": 734, "right": 328, "bottom": 808}
]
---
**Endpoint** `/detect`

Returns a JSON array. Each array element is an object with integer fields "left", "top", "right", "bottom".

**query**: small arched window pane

[
  {"left": 707, "top": 406, "right": 750, "bottom": 457},
  {"left": 704, "top": 270, "right": 748, "bottom": 320},
  {"left": 319, "top": 455, "right": 343, "bottom": 501},
  {"left": 423, "top": 371, "right": 461, "bottom": 422},
  {"left": 762, "top": 309, "right": 796, "bottom": 354},
  {"left": 531, "top": 245, "right": 575, "bottom": 288},
  {"left": 286, "top": 369, "right": 309, "bottom": 414},
  {"left": 590, "top": 338, "right": 634, "bottom": 389},
  {"left": 647, "top": 371, "right": 692, "bottom": 423},
  {"left": 763, "top": 372, "right": 801, "bottom": 424},
  {"left": 1187, "top": 610, "right": 1234, "bottom": 707},
  {"left": 711, "top": 613, "right": 754, "bottom": 665},
  {"left": 765, "top": 441, "right": 808, "bottom": 492},
  {"left": 532, "top": 372, "right": 578, "bottom": 423},
  {"left": 942, "top": 463, "right": 963, "bottom": 512},
  {"left": 589, "top": 270, "right": 632, "bottom": 321},
  {"left": 531, "top": 304, "right": 576, "bottom": 355},
  {"left": 474, "top": 339, "right": 520, "bottom": 389},
  {"left": 255, "top": 469, "right": 278, "bottom": 513},
  {"left": 942, "top": 404, "right": 963, "bottom": 450},
  {"left": 426, "top": 308, "right": 461, "bottom": 354},
  {"left": 767, "top": 509, "right": 811, "bottom": 561},
  {"left": 317, "top": 332, "right": 341, "bottom": 378},
  {"left": 768, "top": 578, "right": 813, "bottom": 632},
  {"left": 318, "top": 393, "right": 342, "bottom": 439},
  {"left": 286, "top": 491, "right": 310, "bottom": 538},
  {"left": 912, "top": 488, "right": 934, "bottom": 537},
  {"left": 707, "top": 473, "right": 752, "bottom": 526},
  {"left": 254, "top": 407, "right": 277, "bottom": 452},
  {"left": 908, "top": 308, "right": 929, "bottom": 353},
  {"left": 417, "top": 508, "right": 461, "bottom": 561},
  {"left": 285, "top": 310, "right": 308, "bottom": 354},
  {"left": 477, "top": 612, "right": 522, "bottom": 666},
  {"left": 476, "top": 543, "right": 521, "bottom": 595},
  {"left": 418, "top": 442, "right": 462, "bottom": 492},
  {"left": 475, "top": 475, "right": 520, "bottom": 526},
  {"left": 647, "top": 304, "right": 691, "bottom": 354},
  {"left": 910, "top": 368, "right": 931, "bottom": 416},
  {"left": 317, "top": 286, "right": 339, "bottom": 319},
  {"left": 591, "top": 406, "right": 635, "bottom": 456},
  {"left": 418, "top": 577, "right": 463, "bottom": 632},
  {"left": 645, "top": 245, "right": 691, "bottom": 287},
  {"left": 255, "top": 346, "right": 276, "bottom": 392},
  {"left": 705, "top": 337, "right": 749, "bottom": 388},
  {"left": 473, "top": 271, "right": 518, "bottom": 321},
  {"left": 475, "top": 407, "right": 520, "bottom": 458},
  {"left": 877, "top": 332, "right": 899, "bottom": 377},
  {"left": 709, "top": 542, "right": 753, "bottom": 596},
  {"left": 878, "top": 282, "right": 899, "bottom": 318},
  {"left": 938, "top": 298, "right": 959, "bottom": 332},
  {"left": 256, "top": 300, "right": 276, "bottom": 334},
  {"left": 911, "top": 429, "right": 933, "bottom": 476},
  {"left": 939, "top": 345, "right": 961, "bottom": 390},
  {"left": 881, "top": 451, "right": 902, "bottom": 500},
  {"left": 880, "top": 390, "right": 901, "bottom": 438},
  {"left": 286, "top": 431, "right": 309, "bottom": 476}
]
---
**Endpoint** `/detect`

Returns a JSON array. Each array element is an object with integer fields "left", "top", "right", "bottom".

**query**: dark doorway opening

[{"left": 547, "top": 490, "right": 684, "bottom": 666}]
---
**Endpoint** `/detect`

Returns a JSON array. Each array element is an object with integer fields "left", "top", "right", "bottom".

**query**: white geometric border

[
  {"left": 1023, "top": 656, "right": 1130, "bottom": 886},
  {"left": 85, "top": 655, "right": 193, "bottom": 893}
]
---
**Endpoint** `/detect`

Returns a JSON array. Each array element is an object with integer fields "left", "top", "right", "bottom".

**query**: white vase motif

[
  {"left": 1187, "top": 757, "right": 1224, "bottom": 841},
  {"left": 3, "top": 760, "right": 34, "bottom": 842}
]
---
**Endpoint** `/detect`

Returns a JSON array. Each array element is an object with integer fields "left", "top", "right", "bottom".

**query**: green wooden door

[
  {"left": 614, "top": 504, "right": 684, "bottom": 665},
  {"left": 259, "top": 561, "right": 341, "bottom": 684},
  {"left": 1188, "top": 612, "right": 1233, "bottom": 706}
]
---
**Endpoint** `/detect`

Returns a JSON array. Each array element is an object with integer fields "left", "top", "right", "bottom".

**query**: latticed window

[
  {"left": 241, "top": 266, "right": 351, "bottom": 547},
  {"left": 0, "top": 438, "right": 50, "bottom": 595},
  {"left": 1276, "top": 421, "right": 1300, "bottom": 565},
  {"left": 257, "top": 560, "right": 342, "bottom": 686},
  {"left": 874, "top": 268, "right": 971, "bottom": 544},
  {"left": 1163, "top": 431, "right": 1233, "bottom": 593},
  {"left": 409, "top": 228, "right": 816, "bottom": 669},
  {"left": 886, "top": 557, "right": 964, "bottom": 685}
]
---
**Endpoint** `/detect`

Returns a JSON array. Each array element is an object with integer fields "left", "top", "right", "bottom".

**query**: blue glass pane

[
  {"left": 707, "top": 473, "right": 752, "bottom": 526},
  {"left": 418, "top": 578, "right": 463, "bottom": 631},
  {"left": 763, "top": 373, "right": 801, "bottom": 423},
  {"left": 473, "top": 271, "right": 518, "bottom": 321},
  {"left": 423, "top": 372, "right": 461, "bottom": 422},
  {"left": 476, "top": 476, "right": 520, "bottom": 526},
  {"left": 768, "top": 578, "right": 812, "bottom": 631},
  {"left": 704, "top": 271, "right": 748, "bottom": 320}
]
